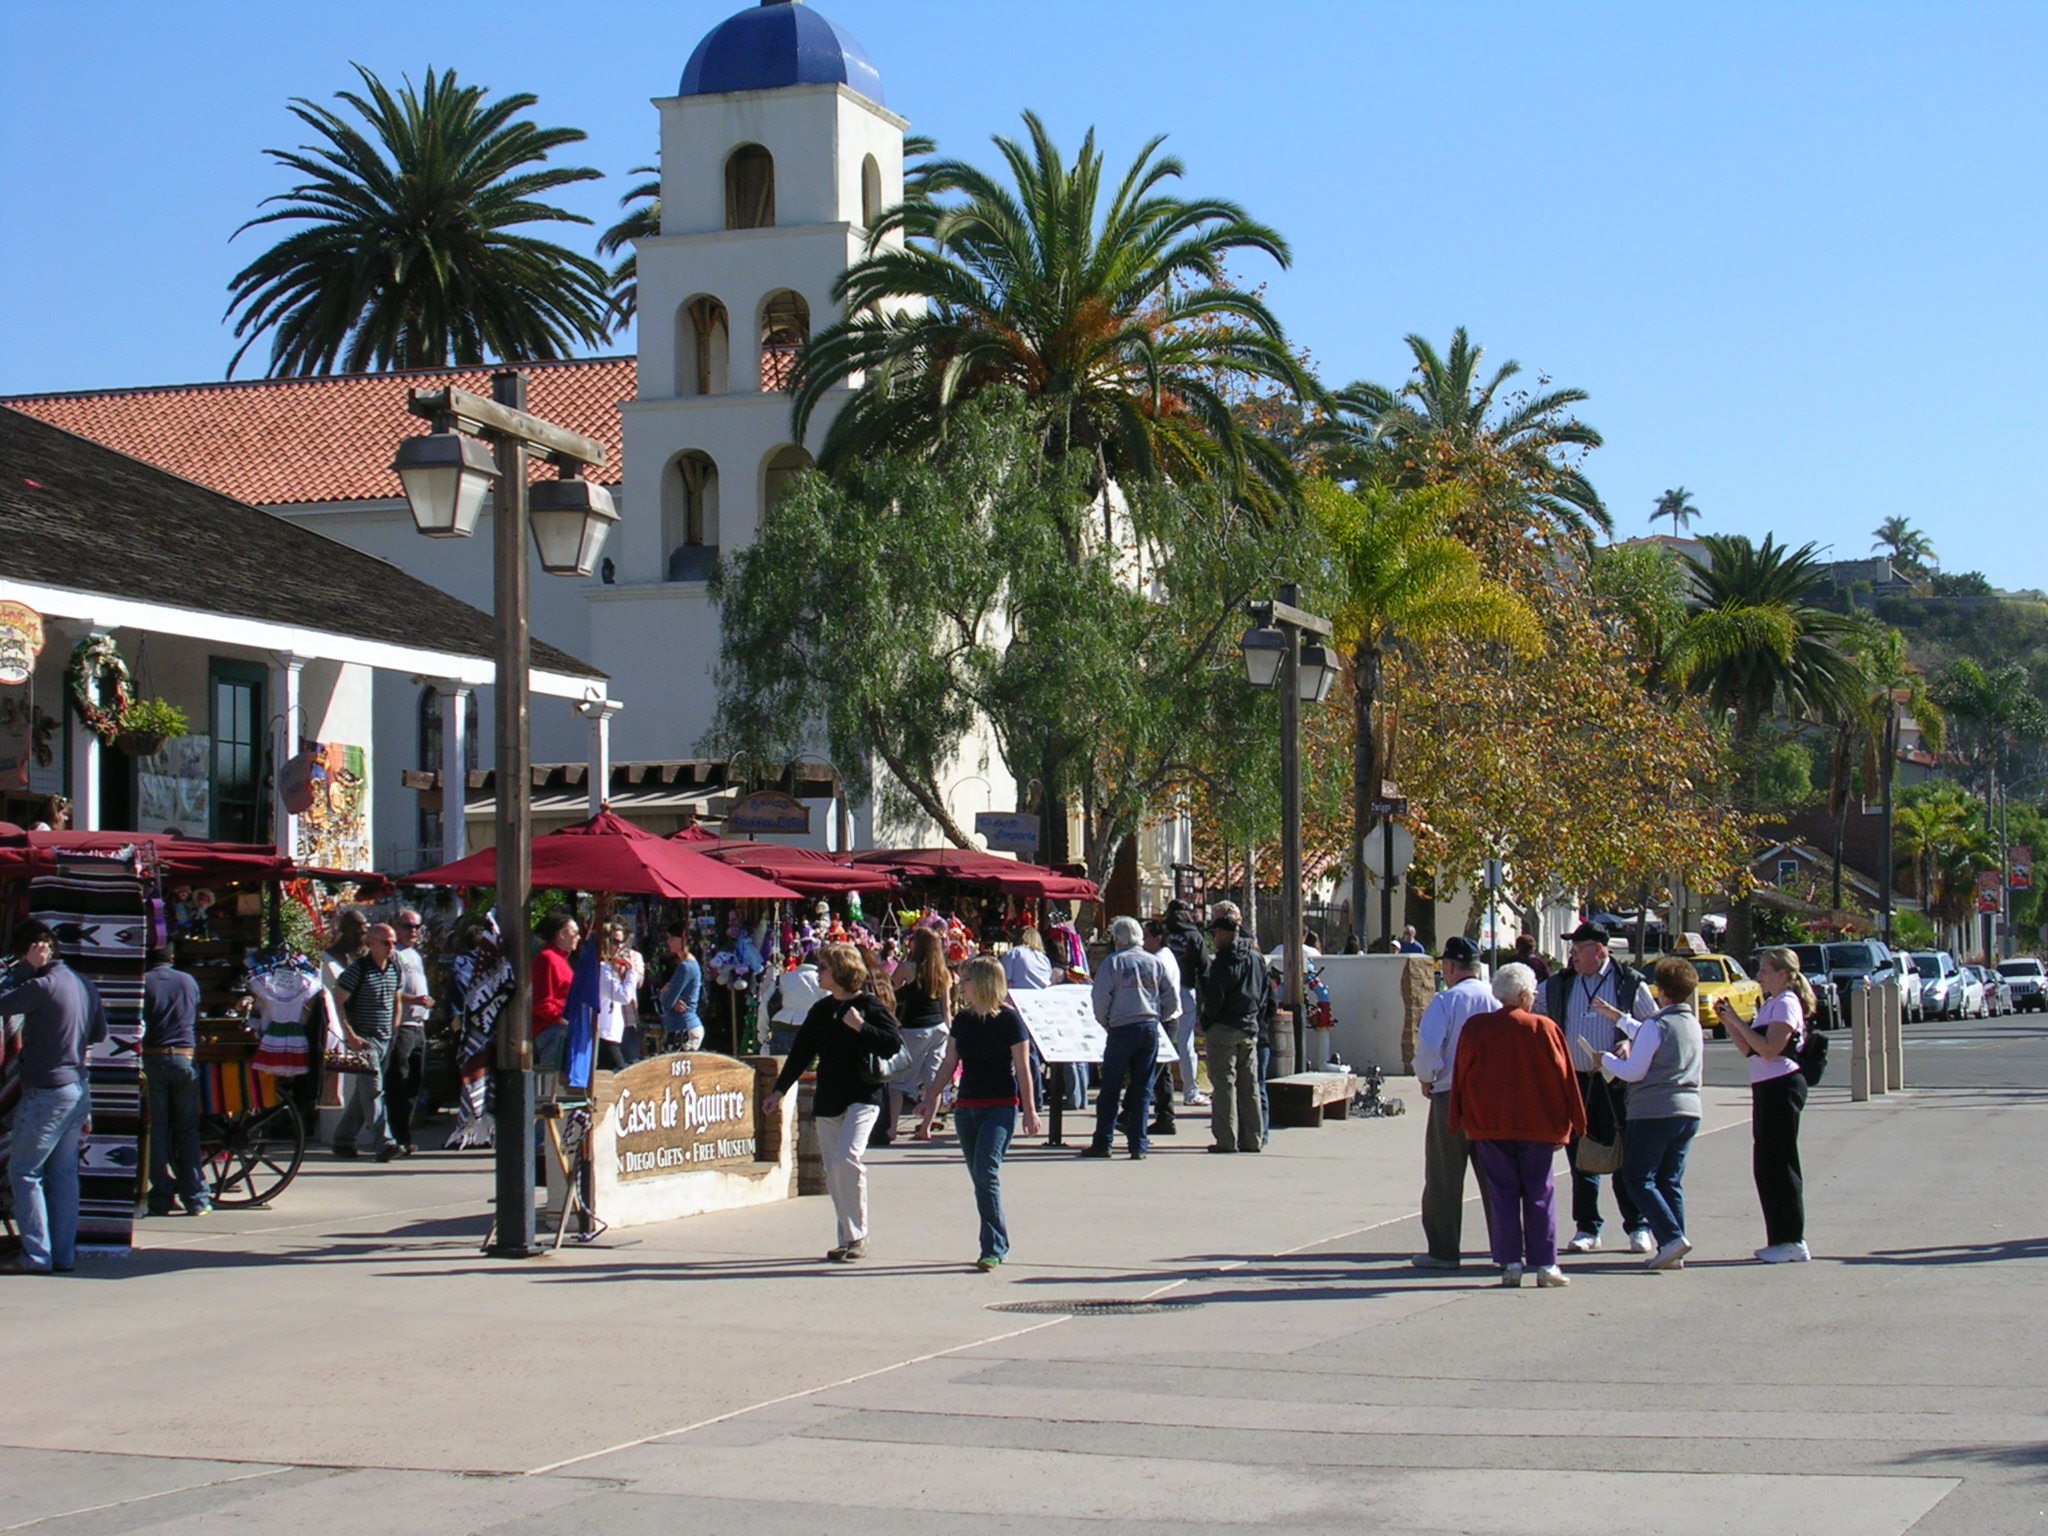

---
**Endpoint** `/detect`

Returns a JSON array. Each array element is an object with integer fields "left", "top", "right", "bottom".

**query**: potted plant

[{"left": 115, "top": 697, "right": 189, "bottom": 758}]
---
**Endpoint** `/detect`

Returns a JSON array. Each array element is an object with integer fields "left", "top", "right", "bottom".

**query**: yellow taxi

[{"left": 1649, "top": 949, "right": 1762, "bottom": 1038}]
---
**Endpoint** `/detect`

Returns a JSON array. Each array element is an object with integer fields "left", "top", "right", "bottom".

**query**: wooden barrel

[{"left": 795, "top": 1075, "right": 826, "bottom": 1196}]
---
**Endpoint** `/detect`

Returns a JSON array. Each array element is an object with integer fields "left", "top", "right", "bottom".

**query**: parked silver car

[
  {"left": 1912, "top": 951, "right": 1965, "bottom": 1018},
  {"left": 1967, "top": 965, "right": 2012, "bottom": 1016}
]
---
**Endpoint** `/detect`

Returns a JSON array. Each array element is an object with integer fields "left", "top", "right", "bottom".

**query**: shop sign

[
  {"left": 975, "top": 811, "right": 1040, "bottom": 854},
  {"left": 727, "top": 790, "right": 810, "bottom": 835},
  {"left": 1977, "top": 870, "right": 2003, "bottom": 913},
  {"left": 0, "top": 602, "right": 44, "bottom": 686},
  {"left": 2011, "top": 847, "right": 2033, "bottom": 891},
  {"left": 595, "top": 1052, "right": 760, "bottom": 1180}
]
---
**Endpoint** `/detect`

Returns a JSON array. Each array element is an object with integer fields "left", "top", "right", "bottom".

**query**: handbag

[
  {"left": 1574, "top": 1071, "right": 1625, "bottom": 1174},
  {"left": 859, "top": 1041, "right": 913, "bottom": 1088}
]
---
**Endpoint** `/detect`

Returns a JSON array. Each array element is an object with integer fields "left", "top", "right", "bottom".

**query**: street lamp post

[
  {"left": 391, "top": 372, "right": 612, "bottom": 1258},
  {"left": 1239, "top": 582, "right": 1335, "bottom": 1080}
]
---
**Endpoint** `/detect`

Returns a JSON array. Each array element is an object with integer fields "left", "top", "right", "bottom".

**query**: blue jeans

[
  {"left": 1092, "top": 1023, "right": 1159, "bottom": 1153},
  {"left": 1621, "top": 1114, "right": 1698, "bottom": 1247},
  {"left": 953, "top": 1105, "right": 1016, "bottom": 1260},
  {"left": 10, "top": 1082, "right": 88, "bottom": 1270},
  {"left": 332, "top": 1036, "right": 393, "bottom": 1153},
  {"left": 146, "top": 1055, "right": 207, "bottom": 1212}
]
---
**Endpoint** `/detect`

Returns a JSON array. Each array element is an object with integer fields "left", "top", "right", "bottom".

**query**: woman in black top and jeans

[
  {"left": 918, "top": 956, "right": 1041, "bottom": 1270},
  {"left": 767, "top": 943, "right": 902, "bottom": 1261}
]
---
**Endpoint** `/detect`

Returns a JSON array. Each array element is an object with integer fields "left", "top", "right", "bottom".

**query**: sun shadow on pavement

[{"left": 1842, "top": 1235, "right": 2048, "bottom": 1266}]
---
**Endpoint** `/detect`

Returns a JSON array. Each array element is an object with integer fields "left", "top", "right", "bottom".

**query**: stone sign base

[{"left": 581, "top": 1053, "right": 797, "bottom": 1230}]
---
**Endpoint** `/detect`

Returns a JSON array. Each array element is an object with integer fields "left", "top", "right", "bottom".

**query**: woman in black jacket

[{"left": 766, "top": 943, "right": 902, "bottom": 1261}]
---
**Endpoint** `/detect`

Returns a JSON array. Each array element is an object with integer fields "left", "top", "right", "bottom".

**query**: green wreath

[{"left": 67, "top": 634, "right": 132, "bottom": 742}]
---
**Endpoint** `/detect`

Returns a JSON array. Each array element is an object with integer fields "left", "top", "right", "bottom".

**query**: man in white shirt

[{"left": 1411, "top": 936, "right": 1498, "bottom": 1269}]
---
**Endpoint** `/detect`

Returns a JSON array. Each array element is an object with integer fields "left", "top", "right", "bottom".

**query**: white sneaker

[
  {"left": 1564, "top": 1230, "right": 1601, "bottom": 1254},
  {"left": 1756, "top": 1241, "right": 1811, "bottom": 1264},
  {"left": 1535, "top": 1265, "right": 1569, "bottom": 1288},
  {"left": 1183, "top": 1092, "right": 1209, "bottom": 1107},
  {"left": 1647, "top": 1236, "right": 1693, "bottom": 1271},
  {"left": 1500, "top": 1264, "right": 1525, "bottom": 1288},
  {"left": 1628, "top": 1229, "right": 1658, "bottom": 1256}
]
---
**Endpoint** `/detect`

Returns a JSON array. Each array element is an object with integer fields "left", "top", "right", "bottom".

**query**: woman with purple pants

[{"left": 1447, "top": 962, "right": 1587, "bottom": 1288}]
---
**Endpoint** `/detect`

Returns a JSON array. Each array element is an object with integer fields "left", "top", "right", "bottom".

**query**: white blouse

[{"left": 597, "top": 953, "right": 643, "bottom": 1044}]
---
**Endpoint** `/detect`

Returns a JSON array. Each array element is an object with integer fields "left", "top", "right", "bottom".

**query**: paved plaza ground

[{"left": 2, "top": 1022, "right": 2043, "bottom": 1534}]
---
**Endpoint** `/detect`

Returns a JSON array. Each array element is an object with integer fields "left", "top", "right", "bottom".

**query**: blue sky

[{"left": 3, "top": 2, "right": 2042, "bottom": 579}]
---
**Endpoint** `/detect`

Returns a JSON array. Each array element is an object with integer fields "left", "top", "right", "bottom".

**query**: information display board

[{"left": 1010, "top": 983, "right": 1105, "bottom": 1064}]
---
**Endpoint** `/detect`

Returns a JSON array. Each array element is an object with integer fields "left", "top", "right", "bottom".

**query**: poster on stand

[{"left": 1011, "top": 983, "right": 1105, "bottom": 1064}]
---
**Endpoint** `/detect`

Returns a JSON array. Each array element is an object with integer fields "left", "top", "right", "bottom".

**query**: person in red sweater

[
  {"left": 531, "top": 910, "right": 581, "bottom": 1070},
  {"left": 1448, "top": 962, "right": 1587, "bottom": 1289}
]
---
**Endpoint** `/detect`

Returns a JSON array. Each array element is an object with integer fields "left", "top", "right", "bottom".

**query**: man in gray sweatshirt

[{"left": 1084, "top": 917, "right": 1180, "bottom": 1160}]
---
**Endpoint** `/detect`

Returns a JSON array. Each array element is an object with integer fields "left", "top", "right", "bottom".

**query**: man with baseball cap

[
  {"left": 1410, "top": 936, "right": 1498, "bottom": 1268},
  {"left": 1541, "top": 921, "right": 1658, "bottom": 1254},
  {"left": 1198, "top": 901, "right": 1270, "bottom": 1154}
]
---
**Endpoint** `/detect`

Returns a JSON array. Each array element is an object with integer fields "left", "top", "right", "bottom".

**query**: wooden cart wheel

[{"left": 200, "top": 1099, "right": 306, "bottom": 1208}]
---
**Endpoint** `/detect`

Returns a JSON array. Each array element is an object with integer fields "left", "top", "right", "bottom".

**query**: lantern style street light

[
  {"left": 1238, "top": 581, "right": 1337, "bottom": 1078},
  {"left": 389, "top": 371, "right": 610, "bottom": 1258}
]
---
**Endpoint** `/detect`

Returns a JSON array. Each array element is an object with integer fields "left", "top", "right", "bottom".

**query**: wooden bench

[{"left": 1266, "top": 1071, "right": 1357, "bottom": 1129}]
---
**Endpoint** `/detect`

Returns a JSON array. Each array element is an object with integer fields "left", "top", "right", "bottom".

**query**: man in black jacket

[
  {"left": 1161, "top": 900, "right": 1210, "bottom": 1108},
  {"left": 1200, "top": 903, "right": 1268, "bottom": 1154}
]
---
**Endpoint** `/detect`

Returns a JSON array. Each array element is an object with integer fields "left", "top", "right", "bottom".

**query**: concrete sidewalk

[{"left": 1, "top": 1061, "right": 2041, "bottom": 1533}]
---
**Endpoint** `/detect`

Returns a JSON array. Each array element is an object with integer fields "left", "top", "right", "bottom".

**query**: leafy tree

[
  {"left": 709, "top": 391, "right": 1309, "bottom": 882},
  {"left": 1309, "top": 479, "right": 1542, "bottom": 931},
  {"left": 596, "top": 164, "right": 659, "bottom": 326},
  {"left": 1821, "top": 624, "right": 1942, "bottom": 912},
  {"left": 1895, "top": 783, "right": 1994, "bottom": 943},
  {"left": 1653, "top": 486, "right": 1699, "bottom": 537},
  {"left": 1932, "top": 657, "right": 2048, "bottom": 794},
  {"left": 227, "top": 65, "right": 612, "bottom": 376},
  {"left": 1871, "top": 515, "right": 1936, "bottom": 579},
  {"left": 791, "top": 111, "right": 1311, "bottom": 510},
  {"left": 1930, "top": 571, "right": 1993, "bottom": 598},
  {"left": 1325, "top": 327, "right": 1606, "bottom": 568}
]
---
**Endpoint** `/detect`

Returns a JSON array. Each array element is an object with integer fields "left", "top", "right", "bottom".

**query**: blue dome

[{"left": 679, "top": 1, "right": 885, "bottom": 105}]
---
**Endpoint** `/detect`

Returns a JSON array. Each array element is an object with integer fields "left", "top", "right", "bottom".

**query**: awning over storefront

[
  {"left": 850, "top": 848, "right": 1101, "bottom": 902},
  {"left": 404, "top": 811, "right": 800, "bottom": 900},
  {"left": 695, "top": 839, "right": 899, "bottom": 897}
]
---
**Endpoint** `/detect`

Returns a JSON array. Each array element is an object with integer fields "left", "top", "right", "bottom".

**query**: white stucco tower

[{"left": 600, "top": 0, "right": 908, "bottom": 767}]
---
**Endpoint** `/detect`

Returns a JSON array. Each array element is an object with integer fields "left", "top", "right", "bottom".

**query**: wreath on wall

[{"left": 67, "top": 634, "right": 133, "bottom": 743}]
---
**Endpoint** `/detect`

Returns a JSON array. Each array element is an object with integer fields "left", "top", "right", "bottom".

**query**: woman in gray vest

[{"left": 1593, "top": 955, "right": 1704, "bottom": 1272}]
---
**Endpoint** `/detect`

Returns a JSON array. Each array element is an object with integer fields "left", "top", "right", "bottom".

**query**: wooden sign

[
  {"left": 727, "top": 790, "right": 810, "bottom": 835},
  {"left": 592, "top": 1052, "right": 761, "bottom": 1180},
  {"left": 1010, "top": 982, "right": 1106, "bottom": 1065}
]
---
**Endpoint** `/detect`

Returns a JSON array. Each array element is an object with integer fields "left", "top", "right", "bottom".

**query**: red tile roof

[{"left": 3, "top": 356, "right": 635, "bottom": 507}]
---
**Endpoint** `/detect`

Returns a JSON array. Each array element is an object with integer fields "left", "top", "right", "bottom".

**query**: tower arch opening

[
  {"left": 675, "top": 296, "right": 730, "bottom": 396},
  {"left": 725, "top": 144, "right": 775, "bottom": 230},
  {"left": 861, "top": 153, "right": 882, "bottom": 228},
  {"left": 759, "top": 290, "right": 811, "bottom": 393},
  {"left": 664, "top": 450, "right": 721, "bottom": 581},
  {"left": 762, "top": 444, "right": 815, "bottom": 520}
]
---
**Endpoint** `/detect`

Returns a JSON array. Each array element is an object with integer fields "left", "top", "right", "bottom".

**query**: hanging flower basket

[{"left": 114, "top": 729, "right": 169, "bottom": 758}]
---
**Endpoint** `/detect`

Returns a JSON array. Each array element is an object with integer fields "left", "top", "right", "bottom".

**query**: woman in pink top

[{"left": 1718, "top": 945, "right": 1813, "bottom": 1263}]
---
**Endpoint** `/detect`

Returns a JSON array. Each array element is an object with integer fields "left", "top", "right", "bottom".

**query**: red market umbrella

[
  {"left": 670, "top": 822, "right": 722, "bottom": 844},
  {"left": 850, "top": 847, "right": 1100, "bottom": 902},
  {"left": 695, "top": 839, "right": 899, "bottom": 897},
  {"left": 0, "top": 830, "right": 296, "bottom": 884},
  {"left": 403, "top": 811, "right": 800, "bottom": 900}
]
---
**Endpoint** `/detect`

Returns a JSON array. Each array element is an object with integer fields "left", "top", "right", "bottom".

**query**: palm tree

[
  {"left": 1822, "top": 626, "right": 1942, "bottom": 913},
  {"left": 1895, "top": 784, "right": 1993, "bottom": 945},
  {"left": 1309, "top": 479, "right": 1542, "bottom": 935},
  {"left": 791, "top": 112, "right": 1310, "bottom": 510},
  {"left": 596, "top": 164, "right": 659, "bottom": 328},
  {"left": 1653, "top": 487, "right": 1698, "bottom": 537},
  {"left": 1324, "top": 328, "right": 1606, "bottom": 567},
  {"left": 1675, "top": 534, "right": 1865, "bottom": 769},
  {"left": 1871, "top": 515, "right": 1936, "bottom": 579},
  {"left": 226, "top": 64, "right": 612, "bottom": 376}
]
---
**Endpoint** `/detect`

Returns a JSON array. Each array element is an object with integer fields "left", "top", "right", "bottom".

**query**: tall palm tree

[
  {"left": 1324, "top": 328, "right": 1607, "bottom": 566},
  {"left": 1822, "top": 625, "right": 1942, "bottom": 912},
  {"left": 596, "top": 164, "right": 659, "bottom": 328},
  {"left": 1653, "top": 486, "right": 1699, "bottom": 537},
  {"left": 1895, "top": 784, "right": 1993, "bottom": 944},
  {"left": 1676, "top": 533, "right": 1865, "bottom": 767},
  {"left": 1310, "top": 479, "right": 1542, "bottom": 935},
  {"left": 1871, "top": 515, "right": 1936, "bottom": 578},
  {"left": 791, "top": 112, "right": 1311, "bottom": 510},
  {"left": 226, "top": 64, "right": 612, "bottom": 376}
]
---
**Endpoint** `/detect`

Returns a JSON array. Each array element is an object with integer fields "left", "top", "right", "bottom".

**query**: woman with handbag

[
  {"left": 885, "top": 926, "right": 953, "bottom": 1144},
  {"left": 1721, "top": 946, "right": 1814, "bottom": 1263},
  {"left": 917, "top": 956, "right": 1041, "bottom": 1271},
  {"left": 766, "top": 943, "right": 903, "bottom": 1261}
]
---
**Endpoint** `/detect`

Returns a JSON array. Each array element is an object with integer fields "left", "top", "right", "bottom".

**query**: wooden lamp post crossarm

[{"left": 405, "top": 386, "right": 607, "bottom": 470}]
